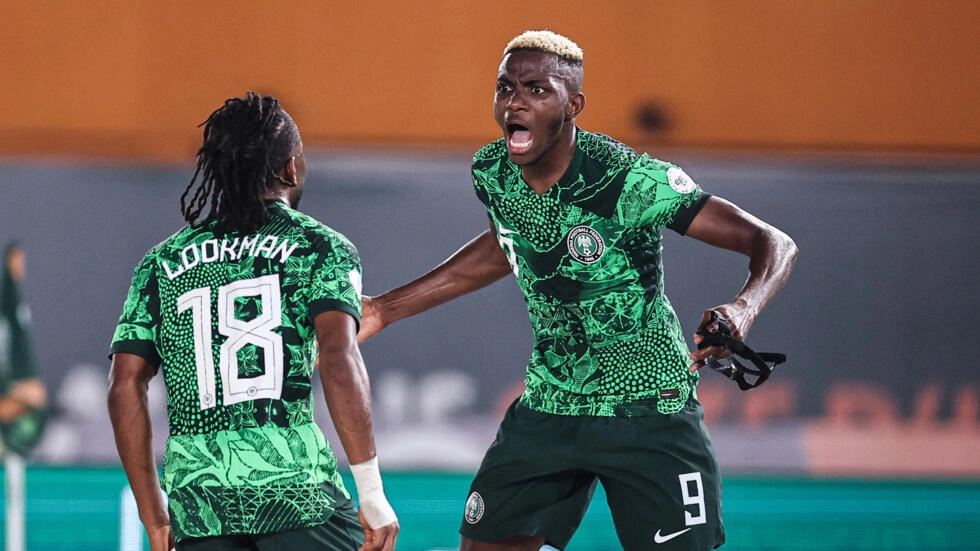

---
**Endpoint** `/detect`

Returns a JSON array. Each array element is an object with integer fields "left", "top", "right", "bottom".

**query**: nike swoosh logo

[{"left": 654, "top": 527, "right": 692, "bottom": 544}]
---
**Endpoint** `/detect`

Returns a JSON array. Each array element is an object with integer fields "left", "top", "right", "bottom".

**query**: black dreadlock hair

[{"left": 181, "top": 91, "right": 300, "bottom": 235}]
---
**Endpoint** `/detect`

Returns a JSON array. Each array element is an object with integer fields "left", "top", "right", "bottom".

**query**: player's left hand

[{"left": 358, "top": 509, "right": 399, "bottom": 551}]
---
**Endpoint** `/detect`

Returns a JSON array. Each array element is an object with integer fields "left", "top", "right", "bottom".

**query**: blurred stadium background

[{"left": 1, "top": 1, "right": 978, "bottom": 549}]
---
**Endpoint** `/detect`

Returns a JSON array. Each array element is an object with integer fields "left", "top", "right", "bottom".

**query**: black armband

[{"left": 667, "top": 192, "right": 712, "bottom": 235}]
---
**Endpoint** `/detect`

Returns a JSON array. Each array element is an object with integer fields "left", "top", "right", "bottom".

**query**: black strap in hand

[{"left": 696, "top": 311, "right": 787, "bottom": 391}]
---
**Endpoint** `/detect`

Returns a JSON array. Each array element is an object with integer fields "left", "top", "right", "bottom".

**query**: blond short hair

[{"left": 504, "top": 30, "right": 583, "bottom": 63}]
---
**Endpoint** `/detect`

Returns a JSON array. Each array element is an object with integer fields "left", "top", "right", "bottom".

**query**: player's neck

[
  {"left": 264, "top": 190, "right": 293, "bottom": 209},
  {"left": 521, "top": 128, "right": 577, "bottom": 194}
]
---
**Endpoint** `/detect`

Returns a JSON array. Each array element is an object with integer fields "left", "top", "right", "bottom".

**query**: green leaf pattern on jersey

[
  {"left": 110, "top": 203, "right": 358, "bottom": 540},
  {"left": 112, "top": 257, "right": 158, "bottom": 343},
  {"left": 162, "top": 424, "right": 346, "bottom": 539},
  {"left": 473, "top": 130, "right": 703, "bottom": 417}
]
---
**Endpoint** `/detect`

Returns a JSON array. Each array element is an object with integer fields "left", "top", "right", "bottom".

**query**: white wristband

[{"left": 349, "top": 456, "right": 397, "bottom": 529}]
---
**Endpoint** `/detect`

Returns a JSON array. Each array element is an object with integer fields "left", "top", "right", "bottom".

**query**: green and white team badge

[
  {"left": 567, "top": 225, "right": 605, "bottom": 264},
  {"left": 667, "top": 167, "right": 696, "bottom": 194},
  {"left": 464, "top": 492, "right": 485, "bottom": 524}
]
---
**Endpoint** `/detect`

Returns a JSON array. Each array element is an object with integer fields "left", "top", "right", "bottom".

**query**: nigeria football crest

[
  {"left": 567, "top": 226, "right": 605, "bottom": 264},
  {"left": 464, "top": 492, "right": 485, "bottom": 524},
  {"left": 667, "top": 166, "right": 696, "bottom": 194}
]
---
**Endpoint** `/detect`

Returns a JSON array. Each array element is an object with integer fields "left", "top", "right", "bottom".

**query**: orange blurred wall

[{"left": 1, "top": 1, "right": 978, "bottom": 162}]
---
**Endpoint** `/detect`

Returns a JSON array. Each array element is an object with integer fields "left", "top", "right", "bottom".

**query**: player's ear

[
  {"left": 281, "top": 155, "right": 298, "bottom": 187},
  {"left": 566, "top": 92, "right": 586, "bottom": 120}
]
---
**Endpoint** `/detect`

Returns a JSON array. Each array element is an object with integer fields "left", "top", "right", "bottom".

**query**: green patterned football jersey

[
  {"left": 473, "top": 130, "right": 707, "bottom": 417},
  {"left": 110, "top": 201, "right": 361, "bottom": 541}
]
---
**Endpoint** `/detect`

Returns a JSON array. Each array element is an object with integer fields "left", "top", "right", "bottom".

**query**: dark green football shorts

[
  {"left": 177, "top": 499, "right": 364, "bottom": 551},
  {"left": 460, "top": 398, "right": 725, "bottom": 550}
]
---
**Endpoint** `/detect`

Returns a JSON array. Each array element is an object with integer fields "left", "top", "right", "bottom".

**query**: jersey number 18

[{"left": 177, "top": 274, "right": 285, "bottom": 410}]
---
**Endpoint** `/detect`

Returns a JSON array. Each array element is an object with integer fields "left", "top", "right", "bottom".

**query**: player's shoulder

[
  {"left": 274, "top": 204, "right": 357, "bottom": 252},
  {"left": 575, "top": 130, "right": 686, "bottom": 180},
  {"left": 635, "top": 156, "right": 699, "bottom": 197},
  {"left": 143, "top": 225, "right": 195, "bottom": 262},
  {"left": 637, "top": 152, "right": 676, "bottom": 171},
  {"left": 472, "top": 138, "right": 508, "bottom": 166},
  {"left": 471, "top": 138, "right": 518, "bottom": 194},
  {"left": 577, "top": 129, "right": 642, "bottom": 171}
]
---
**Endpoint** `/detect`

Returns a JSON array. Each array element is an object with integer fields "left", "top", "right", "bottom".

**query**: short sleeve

[
  {"left": 308, "top": 234, "right": 362, "bottom": 327},
  {"left": 109, "top": 254, "right": 162, "bottom": 368},
  {"left": 472, "top": 139, "right": 511, "bottom": 209},
  {"left": 667, "top": 192, "right": 711, "bottom": 235},
  {"left": 625, "top": 156, "right": 705, "bottom": 231}
]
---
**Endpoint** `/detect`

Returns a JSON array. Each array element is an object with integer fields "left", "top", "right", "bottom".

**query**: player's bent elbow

[
  {"left": 778, "top": 229, "right": 800, "bottom": 265},
  {"left": 759, "top": 224, "right": 798, "bottom": 264}
]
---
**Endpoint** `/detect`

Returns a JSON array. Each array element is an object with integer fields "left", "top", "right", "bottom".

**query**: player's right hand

[
  {"left": 358, "top": 509, "right": 399, "bottom": 551},
  {"left": 357, "top": 295, "right": 387, "bottom": 343}
]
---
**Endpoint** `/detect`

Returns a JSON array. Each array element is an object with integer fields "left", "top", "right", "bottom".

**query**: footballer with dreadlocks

[{"left": 108, "top": 92, "right": 399, "bottom": 551}]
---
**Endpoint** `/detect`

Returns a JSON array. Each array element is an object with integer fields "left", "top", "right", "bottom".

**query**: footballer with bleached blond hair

[{"left": 361, "top": 29, "right": 798, "bottom": 551}]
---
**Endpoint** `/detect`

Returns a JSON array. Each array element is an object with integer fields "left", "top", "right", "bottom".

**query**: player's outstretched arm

[
  {"left": 107, "top": 353, "right": 173, "bottom": 551},
  {"left": 315, "top": 311, "right": 399, "bottom": 549},
  {"left": 684, "top": 196, "right": 798, "bottom": 370},
  {"left": 358, "top": 228, "right": 512, "bottom": 343}
]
